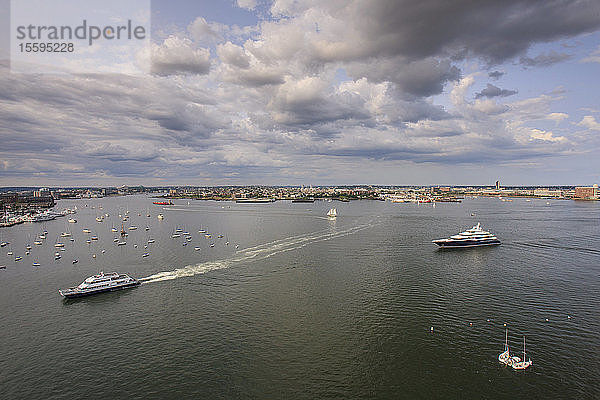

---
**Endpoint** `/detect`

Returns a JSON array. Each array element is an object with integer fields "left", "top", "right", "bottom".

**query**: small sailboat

[
  {"left": 511, "top": 336, "right": 532, "bottom": 370},
  {"left": 498, "top": 328, "right": 511, "bottom": 365},
  {"left": 327, "top": 208, "right": 337, "bottom": 219}
]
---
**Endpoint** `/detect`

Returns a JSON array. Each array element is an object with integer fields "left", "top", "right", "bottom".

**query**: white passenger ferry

[{"left": 59, "top": 271, "right": 140, "bottom": 298}]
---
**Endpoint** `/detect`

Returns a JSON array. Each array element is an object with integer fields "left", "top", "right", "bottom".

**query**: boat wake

[{"left": 139, "top": 218, "right": 379, "bottom": 284}]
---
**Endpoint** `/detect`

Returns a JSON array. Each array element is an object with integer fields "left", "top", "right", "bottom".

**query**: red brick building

[{"left": 574, "top": 185, "right": 598, "bottom": 200}]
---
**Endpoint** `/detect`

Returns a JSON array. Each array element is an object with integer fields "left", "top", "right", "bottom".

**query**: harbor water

[{"left": 0, "top": 195, "right": 598, "bottom": 399}]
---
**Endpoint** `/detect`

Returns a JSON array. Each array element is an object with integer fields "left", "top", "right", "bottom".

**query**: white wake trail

[{"left": 140, "top": 218, "right": 379, "bottom": 284}]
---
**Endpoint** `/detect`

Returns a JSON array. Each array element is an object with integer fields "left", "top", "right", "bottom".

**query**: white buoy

[
  {"left": 545, "top": 318, "right": 549, "bottom": 322},
  {"left": 567, "top": 315, "right": 572, "bottom": 319},
  {"left": 430, "top": 326, "right": 434, "bottom": 332}
]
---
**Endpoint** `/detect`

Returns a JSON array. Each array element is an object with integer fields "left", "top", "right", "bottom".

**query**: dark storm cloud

[
  {"left": 519, "top": 51, "right": 573, "bottom": 67},
  {"left": 352, "top": 0, "right": 600, "bottom": 63},
  {"left": 475, "top": 84, "right": 518, "bottom": 99},
  {"left": 375, "top": 58, "right": 461, "bottom": 98}
]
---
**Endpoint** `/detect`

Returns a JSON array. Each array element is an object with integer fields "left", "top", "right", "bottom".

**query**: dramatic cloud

[
  {"left": 2, "top": 0, "right": 600, "bottom": 185},
  {"left": 475, "top": 84, "right": 518, "bottom": 99}
]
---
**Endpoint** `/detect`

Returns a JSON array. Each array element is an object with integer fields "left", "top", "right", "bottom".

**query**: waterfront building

[
  {"left": 574, "top": 185, "right": 598, "bottom": 200},
  {"left": 533, "top": 188, "right": 564, "bottom": 198}
]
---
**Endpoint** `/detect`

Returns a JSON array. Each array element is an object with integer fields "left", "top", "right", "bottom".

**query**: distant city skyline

[{"left": 1, "top": 0, "right": 600, "bottom": 186}]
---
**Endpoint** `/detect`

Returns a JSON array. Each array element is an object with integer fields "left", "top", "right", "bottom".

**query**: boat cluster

[
  {"left": 1, "top": 201, "right": 245, "bottom": 270},
  {"left": 1, "top": 207, "right": 77, "bottom": 226},
  {"left": 498, "top": 329, "right": 532, "bottom": 370}
]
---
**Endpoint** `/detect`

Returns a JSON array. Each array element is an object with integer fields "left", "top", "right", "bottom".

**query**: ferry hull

[
  {"left": 59, "top": 281, "right": 140, "bottom": 298},
  {"left": 433, "top": 239, "right": 501, "bottom": 248}
]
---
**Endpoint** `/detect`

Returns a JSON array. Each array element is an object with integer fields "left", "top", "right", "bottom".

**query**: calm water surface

[{"left": 0, "top": 195, "right": 598, "bottom": 399}]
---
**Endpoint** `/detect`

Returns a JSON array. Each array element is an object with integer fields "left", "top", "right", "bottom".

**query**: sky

[{"left": 1, "top": 0, "right": 600, "bottom": 187}]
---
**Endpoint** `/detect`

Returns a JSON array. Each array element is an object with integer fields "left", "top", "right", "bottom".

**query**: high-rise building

[
  {"left": 495, "top": 180, "right": 500, "bottom": 190},
  {"left": 33, "top": 187, "right": 50, "bottom": 197}
]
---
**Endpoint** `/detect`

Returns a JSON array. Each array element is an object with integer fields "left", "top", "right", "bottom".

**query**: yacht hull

[{"left": 433, "top": 239, "right": 501, "bottom": 248}]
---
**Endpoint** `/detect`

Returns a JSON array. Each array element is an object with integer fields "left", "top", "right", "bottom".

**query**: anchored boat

[{"left": 433, "top": 223, "right": 500, "bottom": 248}]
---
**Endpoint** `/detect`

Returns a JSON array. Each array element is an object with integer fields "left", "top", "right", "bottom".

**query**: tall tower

[{"left": 495, "top": 180, "right": 500, "bottom": 190}]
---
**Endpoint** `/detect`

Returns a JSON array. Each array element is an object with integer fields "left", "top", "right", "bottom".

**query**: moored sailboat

[
  {"left": 498, "top": 328, "right": 511, "bottom": 364},
  {"left": 511, "top": 336, "right": 532, "bottom": 370}
]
